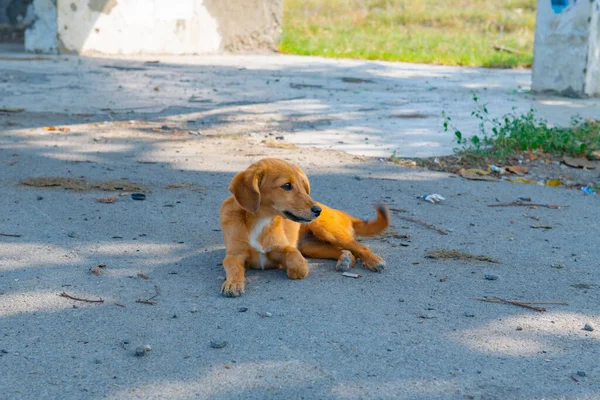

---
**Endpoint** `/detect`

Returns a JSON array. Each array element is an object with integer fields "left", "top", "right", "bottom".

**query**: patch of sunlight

[
  {"left": 331, "top": 377, "right": 463, "bottom": 398},
  {"left": 107, "top": 360, "right": 324, "bottom": 399},
  {"left": 0, "top": 289, "right": 96, "bottom": 316},
  {"left": 0, "top": 243, "right": 84, "bottom": 271},
  {"left": 453, "top": 312, "right": 599, "bottom": 356},
  {"left": 539, "top": 100, "right": 589, "bottom": 108},
  {"left": 463, "top": 82, "right": 502, "bottom": 89}
]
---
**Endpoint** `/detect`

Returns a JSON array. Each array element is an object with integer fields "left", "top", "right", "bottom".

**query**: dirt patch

[
  {"left": 21, "top": 177, "right": 148, "bottom": 192},
  {"left": 426, "top": 249, "right": 499, "bottom": 263}
]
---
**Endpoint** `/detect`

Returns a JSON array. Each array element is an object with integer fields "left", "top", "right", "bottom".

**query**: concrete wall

[
  {"left": 532, "top": 0, "right": 600, "bottom": 97},
  {"left": 24, "top": 0, "right": 282, "bottom": 55}
]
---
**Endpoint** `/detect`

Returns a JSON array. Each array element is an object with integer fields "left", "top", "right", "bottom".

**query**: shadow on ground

[{"left": 0, "top": 115, "right": 599, "bottom": 399}]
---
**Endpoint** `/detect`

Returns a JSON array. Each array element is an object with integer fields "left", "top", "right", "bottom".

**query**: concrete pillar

[
  {"left": 24, "top": 0, "right": 282, "bottom": 55},
  {"left": 532, "top": 0, "right": 600, "bottom": 97}
]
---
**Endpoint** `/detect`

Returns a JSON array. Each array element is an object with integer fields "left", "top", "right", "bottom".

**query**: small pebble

[
  {"left": 67, "top": 232, "right": 78, "bottom": 238},
  {"left": 131, "top": 193, "right": 146, "bottom": 201},
  {"left": 238, "top": 307, "right": 248, "bottom": 313},
  {"left": 464, "top": 312, "right": 475, "bottom": 318},
  {"left": 353, "top": 175, "right": 362, "bottom": 180},
  {"left": 210, "top": 340, "right": 227, "bottom": 349},
  {"left": 484, "top": 274, "right": 499, "bottom": 281},
  {"left": 134, "top": 346, "right": 151, "bottom": 357},
  {"left": 265, "top": 312, "right": 273, "bottom": 318},
  {"left": 516, "top": 326, "right": 523, "bottom": 331},
  {"left": 191, "top": 307, "right": 198, "bottom": 313},
  {"left": 94, "top": 358, "right": 102, "bottom": 364},
  {"left": 577, "top": 371, "right": 586, "bottom": 377},
  {"left": 583, "top": 322, "right": 595, "bottom": 332}
]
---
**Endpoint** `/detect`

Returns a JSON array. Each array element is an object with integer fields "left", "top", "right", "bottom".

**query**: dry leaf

[
  {"left": 153, "top": 87, "right": 160, "bottom": 91},
  {"left": 43, "top": 126, "right": 57, "bottom": 131},
  {"left": 562, "top": 156, "right": 595, "bottom": 169},
  {"left": 545, "top": 179, "right": 562, "bottom": 187},
  {"left": 97, "top": 197, "right": 117, "bottom": 203},
  {"left": 426, "top": 249, "right": 499, "bottom": 263},
  {"left": 505, "top": 165, "right": 529, "bottom": 175},
  {"left": 508, "top": 177, "right": 536, "bottom": 184},
  {"left": 137, "top": 273, "right": 150, "bottom": 280},
  {"left": 58, "top": 127, "right": 71, "bottom": 132},
  {"left": 457, "top": 169, "right": 499, "bottom": 182},
  {"left": 591, "top": 150, "right": 600, "bottom": 159},
  {"left": 524, "top": 152, "right": 538, "bottom": 161}
]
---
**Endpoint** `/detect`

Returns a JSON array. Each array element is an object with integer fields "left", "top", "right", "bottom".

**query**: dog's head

[{"left": 228, "top": 158, "right": 321, "bottom": 222}]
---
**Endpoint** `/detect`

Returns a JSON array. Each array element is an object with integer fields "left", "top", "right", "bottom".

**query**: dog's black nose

[{"left": 311, "top": 205, "right": 322, "bottom": 217}]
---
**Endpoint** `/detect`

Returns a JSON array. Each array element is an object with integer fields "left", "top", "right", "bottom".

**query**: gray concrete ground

[
  {"left": 1, "top": 54, "right": 599, "bottom": 399},
  {"left": 2, "top": 53, "right": 600, "bottom": 157}
]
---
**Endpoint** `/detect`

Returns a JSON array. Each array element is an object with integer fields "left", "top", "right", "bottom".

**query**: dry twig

[
  {"left": 59, "top": 292, "right": 104, "bottom": 303},
  {"left": 476, "top": 297, "right": 547, "bottom": 312},
  {"left": 400, "top": 216, "right": 448, "bottom": 235},
  {"left": 488, "top": 202, "right": 564, "bottom": 209}
]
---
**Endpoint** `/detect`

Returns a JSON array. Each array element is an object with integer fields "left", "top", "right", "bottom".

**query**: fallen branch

[
  {"left": 476, "top": 297, "right": 546, "bottom": 312},
  {"left": 400, "top": 216, "right": 448, "bottom": 235},
  {"left": 114, "top": 303, "right": 126, "bottom": 308},
  {"left": 389, "top": 207, "right": 408, "bottom": 213},
  {"left": 488, "top": 202, "right": 564, "bottom": 209},
  {"left": 59, "top": 292, "right": 104, "bottom": 303},
  {"left": 0, "top": 233, "right": 22, "bottom": 237}
]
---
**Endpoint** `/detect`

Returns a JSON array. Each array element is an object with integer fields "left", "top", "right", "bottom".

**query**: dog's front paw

[
  {"left": 221, "top": 279, "right": 245, "bottom": 297},
  {"left": 285, "top": 251, "right": 309, "bottom": 280},
  {"left": 287, "top": 264, "right": 309, "bottom": 280},
  {"left": 362, "top": 256, "right": 386, "bottom": 272}
]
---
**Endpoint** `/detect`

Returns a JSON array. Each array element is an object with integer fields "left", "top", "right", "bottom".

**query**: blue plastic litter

[{"left": 580, "top": 187, "right": 596, "bottom": 195}]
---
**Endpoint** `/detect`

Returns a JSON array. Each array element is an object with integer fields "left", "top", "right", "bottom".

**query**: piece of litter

[
  {"left": 580, "top": 187, "right": 596, "bottom": 195},
  {"left": 342, "top": 272, "right": 360, "bottom": 278},
  {"left": 490, "top": 164, "right": 503, "bottom": 173},
  {"left": 484, "top": 274, "right": 499, "bottom": 281},
  {"left": 422, "top": 193, "right": 445, "bottom": 204},
  {"left": 131, "top": 193, "right": 146, "bottom": 201}
]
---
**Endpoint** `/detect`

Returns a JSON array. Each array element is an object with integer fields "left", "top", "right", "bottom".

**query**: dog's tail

[{"left": 351, "top": 204, "right": 390, "bottom": 237}]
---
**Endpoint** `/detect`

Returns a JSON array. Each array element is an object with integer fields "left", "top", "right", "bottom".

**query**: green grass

[
  {"left": 281, "top": 0, "right": 536, "bottom": 68},
  {"left": 443, "top": 94, "right": 600, "bottom": 164}
]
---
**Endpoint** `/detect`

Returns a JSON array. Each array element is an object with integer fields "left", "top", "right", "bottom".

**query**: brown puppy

[{"left": 219, "top": 158, "right": 390, "bottom": 296}]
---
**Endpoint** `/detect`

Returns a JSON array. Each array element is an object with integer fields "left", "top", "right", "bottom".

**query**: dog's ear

[
  {"left": 229, "top": 167, "right": 262, "bottom": 212},
  {"left": 294, "top": 166, "right": 310, "bottom": 195}
]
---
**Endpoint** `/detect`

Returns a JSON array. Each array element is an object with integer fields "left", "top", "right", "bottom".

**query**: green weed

[{"left": 443, "top": 94, "right": 600, "bottom": 163}]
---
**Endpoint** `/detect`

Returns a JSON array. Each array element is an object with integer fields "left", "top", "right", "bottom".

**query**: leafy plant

[{"left": 443, "top": 94, "right": 600, "bottom": 163}]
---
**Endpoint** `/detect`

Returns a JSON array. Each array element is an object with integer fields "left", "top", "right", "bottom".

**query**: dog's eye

[{"left": 281, "top": 183, "right": 293, "bottom": 191}]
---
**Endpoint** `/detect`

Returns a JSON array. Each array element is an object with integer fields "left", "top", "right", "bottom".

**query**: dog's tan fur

[{"left": 219, "top": 158, "right": 390, "bottom": 296}]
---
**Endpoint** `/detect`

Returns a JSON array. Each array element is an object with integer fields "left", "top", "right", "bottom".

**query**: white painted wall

[
  {"left": 56, "top": 0, "right": 221, "bottom": 55},
  {"left": 532, "top": 0, "right": 600, "bottom": 97}
]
